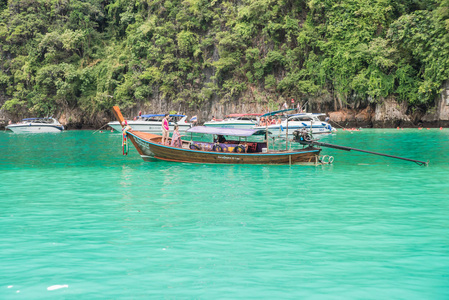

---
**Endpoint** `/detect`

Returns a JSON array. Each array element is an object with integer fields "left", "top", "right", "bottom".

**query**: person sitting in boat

[
  {"left": 170, "top": 125, "right": 183, "bottom": 148},
  {"left": 259, "top": 117, "right": 265, "bottom": 126},
  {"left": 211, "top": 116, "right": 216, "bottom": 121},
  {"left": 217, "top": 135, "right": 226, "bottom": 143}
]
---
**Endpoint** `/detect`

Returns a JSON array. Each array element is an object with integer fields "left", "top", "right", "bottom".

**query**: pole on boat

[
  {"left": 286, "top": 117, "right": 289, "bottom": 150},
  {"left": 278, "top": 115, "right": 282, "bottom": 136},
  {"left": 112, "top": 106, "right": 125, "bottom": 128},
  {"left": 266, "top": 119, "right": 269, "bottom": 153},
  {"left": 112, "top": 106, "right": 131, "bottom": 156},
  {"left": 310, "top": 118, "right": 313, "bottom": 136},
  {"left": 298, "top": 139, "right": 428, "bottom": 166}
]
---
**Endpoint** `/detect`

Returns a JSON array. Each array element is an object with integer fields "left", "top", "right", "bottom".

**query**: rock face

[
  {"left": 421, "top": 80, "right": 449, "bottom": 127},
  {"left": 328, "top": 107, "right": 374, "bottom": 128},
  {"left": 327, "top": 84, "right": 449, "bottom": 128},
  {"left": 372, "top": 98, "right": 412, "bottom": 128},
  {"left": 2, "top": 80, "right": 449, "bottom": 129}
]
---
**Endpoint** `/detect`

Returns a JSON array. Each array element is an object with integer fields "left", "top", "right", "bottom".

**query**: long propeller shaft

[{"left": 299, "top": 140, "right": 428, "bottom": 166}]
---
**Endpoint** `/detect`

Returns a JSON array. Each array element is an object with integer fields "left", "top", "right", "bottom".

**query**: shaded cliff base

[
  {"left": 1, "top": 96, "right": 449, "bottom": 130},
  {"left": 328, "top": 96, "right": 449, "bottom": 128},
  {"left": 328, "top": 109, "right": 449, "bottom": 129},
  {"left": 1, "top": 112, "right": 448, "bottom": 130}
]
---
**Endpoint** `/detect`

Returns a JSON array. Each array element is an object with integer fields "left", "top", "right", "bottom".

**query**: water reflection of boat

[
  {"left": 108, "top": 114, "right": 192, "bottom": 133},
  {"left": 6, "top": 118, "right": 64, "bottom": 133},
  {"left": 113, "top": 107, "right": 321, "bottom": 165}
]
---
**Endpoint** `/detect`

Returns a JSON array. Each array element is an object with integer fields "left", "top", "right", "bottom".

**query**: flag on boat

[{"left": 190, "top": 115, "right": 197, "bottom": 122}]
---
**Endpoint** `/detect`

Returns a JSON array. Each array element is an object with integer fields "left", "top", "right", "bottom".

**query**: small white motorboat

[
  {"left": 6, "top": 117, "right": 64, "bottom": 133},
  {"left": 108, "top": 114, "right": 192, "bottom": 133},
  {"left": 254, "top": 113, "right": 335, "bottom": 136},
  {"left": 203, "top": 113, "right": 262, "bottom": 129}
]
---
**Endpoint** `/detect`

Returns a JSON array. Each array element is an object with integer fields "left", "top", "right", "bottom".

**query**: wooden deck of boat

[{"left": 129, "top": 130, "right": 160, "bottom": 140}]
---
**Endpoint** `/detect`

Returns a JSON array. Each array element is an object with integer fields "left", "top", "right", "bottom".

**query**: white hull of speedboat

[
  {"left": 203, "top": 120, "right": 258, "bottom": 129},
  {"left": 254, "top": 113, "right": 335, "bottom": 136},
  {"left": 6, "top": 119, "right": 64, "bottom": 133},
  {"left": 254, "top": 123, "right": 334, "bottom": 136},
  {"left": 108, "top": 121, "right": 191, "bottom": 133}
]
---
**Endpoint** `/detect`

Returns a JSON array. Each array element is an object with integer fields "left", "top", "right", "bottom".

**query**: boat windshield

[
  {"left": 141, "top": 116, "right": 164, "bottom": 121},
  {"left": 289, "top": 116, "right": 314, "bottom": 122},
  {"left": 237, "top": 116, "right": 258, "bottom": 121},
  {"left": 22, "top": 118, "right": 55, "bottom": 124},
  {"left": 288, "top": 114, "right": 327, "bottom": 122},
  {"left": 139, "top": 114, "right": 185, "bottom": 122}
]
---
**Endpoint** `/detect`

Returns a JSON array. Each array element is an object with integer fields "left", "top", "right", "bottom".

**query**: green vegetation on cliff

[{"left": 1, "top": 0, "right": 449, "bottom": 119}]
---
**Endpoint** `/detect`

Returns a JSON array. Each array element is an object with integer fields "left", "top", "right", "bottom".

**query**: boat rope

[
  {"left": 122, "top": 125, "right": 131, "bottom": 155},
  {"left": 328, "top": 119, "right": 346, "bottom": 130},
  {"left": 92, "top": 123, "right": 109, "bottom": 134},
  {"left": 122, "top": 131, "right": 129, "bottom": 155}
]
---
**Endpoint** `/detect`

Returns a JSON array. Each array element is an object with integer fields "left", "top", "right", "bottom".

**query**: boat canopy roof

[
  {"left": 226, "top": 113, "right": 262, "bottom": 117},
  {"left": 140, "top": 114, "right": 186, "bottom": 118},
  {"left": 261, "top": 108, "right": 296, "bottom": 117},
  {"left": 186, "top": 126, "right": 267, "bottom": 137}
]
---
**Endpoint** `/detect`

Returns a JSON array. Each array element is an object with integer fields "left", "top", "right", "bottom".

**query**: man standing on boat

[{"left": 162, "top": 114, "right": 170, "bottom": 145}]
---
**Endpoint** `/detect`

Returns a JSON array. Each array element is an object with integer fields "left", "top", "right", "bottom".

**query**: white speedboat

[
  {"left": 6, "top": 117, "right": 64, "bottom": 133},
  {"left": 108, "top": 114, "right": 192, "bottom": 133},
  {"left": 254, "top": 113, "right": 335, "bottom": 136},
  {"left": 203, "top": 113, "right": 261, "bottom": 129}
]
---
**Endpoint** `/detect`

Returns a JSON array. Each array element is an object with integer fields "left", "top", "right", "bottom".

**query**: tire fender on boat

[
  {"left": 234, "top": 145, "right": 245, "bottom": 153},
  {"left": 213, "top": 144, "right": 223, "bottom": 152}
]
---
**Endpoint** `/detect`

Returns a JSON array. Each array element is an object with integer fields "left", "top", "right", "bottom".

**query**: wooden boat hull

[{"left": 127, "top": 130, "right": 321, "bottom": 164}]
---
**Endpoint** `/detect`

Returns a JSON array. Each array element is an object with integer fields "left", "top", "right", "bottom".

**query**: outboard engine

[{"left": 293, "top": 129, "right": 313, "bottom": 143}]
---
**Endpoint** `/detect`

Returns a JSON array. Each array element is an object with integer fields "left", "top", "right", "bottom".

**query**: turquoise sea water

[{"left": 1, "top": 129, "right": 448, "bottom": 299}]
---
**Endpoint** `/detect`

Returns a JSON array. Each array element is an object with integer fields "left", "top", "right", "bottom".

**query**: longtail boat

[
  {"left": 113, "top": 106, "right": 428, "bottom": 166},
  {"left": 113, "top": 106, "right": 321, "bottom": 164}
]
